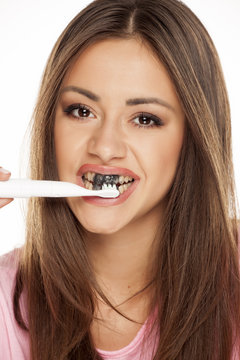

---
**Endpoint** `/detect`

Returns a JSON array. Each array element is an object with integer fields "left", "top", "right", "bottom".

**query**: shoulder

[
  {"left": 0, "top": 248, "right": 29, "bottom": 359},
  {"left": 0, "top": 247, "right": 21, "bottom": 271},
  {"left": 0, "top": 247, "right": 21, "bottom": 326},
  {"left": 0, "top": 247, "right": 21, "bottom": 299}
]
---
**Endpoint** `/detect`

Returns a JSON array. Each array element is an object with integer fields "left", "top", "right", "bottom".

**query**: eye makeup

[
  {"left": 64, "top": 103, "right": 94, "bottom": 120},
  {"left": 63, "top": 103, "right": 164, "bottom": 130},
  {"left": 131, "top": 112, "right": 164, "bottom": 129}
]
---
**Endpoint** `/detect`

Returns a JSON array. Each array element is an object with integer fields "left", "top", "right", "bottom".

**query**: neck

[{"left": 85, "top": 213, "right": 161, "bottom": 306}]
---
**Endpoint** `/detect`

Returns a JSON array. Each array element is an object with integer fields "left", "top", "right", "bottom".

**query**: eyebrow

[
  {"left": 60, "top": 86, "right": 100, "bottom": 102},
  {"left": 126, "top": 97, "right": 174, "bottom": 111},
  {"left": 60, "top": 85, "right": 175, "bottom": 111}
]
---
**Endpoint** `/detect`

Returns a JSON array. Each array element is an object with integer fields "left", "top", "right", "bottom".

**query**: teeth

[
  {"left": 119, "top": 186, "right": 124, "bottom": 194},
  {"left": 83, "top": 179, "right": 132, "bottom": 194},
  {"left": 84, "top": 179, "right": 93, "bottom": 190},
  {"left": 118, "top": 182, "right": 131, "bottom": 194},
  {"left": 83, "top": 172, "right": 135, "bottom": 191},
  {"left": 84, "top": 172, "right": 94, "bottom": 181},
  {"left": 119, "top": 176, "right": 124, "bottom": 184},
  {"left": 84, "top": 172, "right": 133, "bottom": 183}
]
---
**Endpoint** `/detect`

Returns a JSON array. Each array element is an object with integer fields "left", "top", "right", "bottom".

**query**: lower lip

[{"left": 76, "top": 177, "right": 139, "bottom": 207}]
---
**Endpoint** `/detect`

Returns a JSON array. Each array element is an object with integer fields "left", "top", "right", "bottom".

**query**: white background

[{"left": 0, "top": 0, "right": 239, "bottom": 255}]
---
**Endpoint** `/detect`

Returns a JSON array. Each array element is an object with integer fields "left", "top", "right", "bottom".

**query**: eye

[
  {"left": 63, "top": 103, "right": 95, "bottom": 120},
  {"left": 132, "top": 112, "right": 164, "bottom": 129}
]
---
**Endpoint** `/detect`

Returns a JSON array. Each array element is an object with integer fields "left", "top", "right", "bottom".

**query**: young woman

[{"left": 0, "top": 0, "right": 239, "bottom": 359}]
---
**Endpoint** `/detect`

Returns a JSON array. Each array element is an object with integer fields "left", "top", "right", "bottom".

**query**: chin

[
  {"left": 68, "top": 200, "right": 133, "bottom": 235},
  {"left": 83, "top": 224, "right": 124, "bottom": 235},
  {"left": 76, "top": 215, "right": 126, "bottom": 235}
]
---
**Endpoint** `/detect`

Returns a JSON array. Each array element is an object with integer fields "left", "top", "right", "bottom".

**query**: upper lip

[{"left": 77, "top": 164, "right": 140, "bottom": 179}]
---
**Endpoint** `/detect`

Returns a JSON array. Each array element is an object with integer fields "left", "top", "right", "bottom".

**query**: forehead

[
  {"left": 61, "top": 38, "right": 182, "bottom": 114},
  {"left": 63, "top": 38, "right": 169, "bottom": 86}
]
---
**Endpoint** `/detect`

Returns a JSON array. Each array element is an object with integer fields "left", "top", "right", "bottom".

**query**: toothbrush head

[{"left": 97, "top": 188, "right": 120, "bottom": 198}]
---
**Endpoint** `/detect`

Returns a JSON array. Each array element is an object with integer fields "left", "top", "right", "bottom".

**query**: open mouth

[{"left": 82, "top": 172, "right": 135, "bottom": 195}]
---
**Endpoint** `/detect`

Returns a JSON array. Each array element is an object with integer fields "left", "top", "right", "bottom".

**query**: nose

[{"left": 87, "top": 121, "right": 127, "bottom": 163}]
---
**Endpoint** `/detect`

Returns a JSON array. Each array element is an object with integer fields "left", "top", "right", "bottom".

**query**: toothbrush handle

[{"left": 0, "top": 179, "right": 119, "bottom": 198}]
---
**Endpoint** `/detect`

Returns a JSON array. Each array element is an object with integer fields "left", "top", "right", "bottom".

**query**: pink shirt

[
  {"left": 0, "top": 249, "right": 29, "bottom": 359},
  {"left": 97, "top": 310, "right": 158, "bottom": 359},
  {"left": 0, "top": 249, "right": 158, "bottom": 360}
]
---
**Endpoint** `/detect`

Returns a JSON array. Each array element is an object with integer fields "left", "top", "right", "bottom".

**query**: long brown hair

[{"left": 13, "top": 0, "right": 240, "bottom": 358}]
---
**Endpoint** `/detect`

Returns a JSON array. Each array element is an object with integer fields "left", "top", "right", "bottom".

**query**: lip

[
  {"left": 77, "top": 164, "right": 140, "bottom": 179},
  {"left": 76, "top": 163, "right": 140, "bottom": 207}
]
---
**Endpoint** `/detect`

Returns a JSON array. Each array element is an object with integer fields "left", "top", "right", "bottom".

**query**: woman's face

[{"left": 54, "top": 38, "right": 185, "bottom": 234}]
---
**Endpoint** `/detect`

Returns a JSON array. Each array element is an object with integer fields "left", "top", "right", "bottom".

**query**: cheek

[
  {"left": 145, "top": 128, "right": 184, "bottom": 189},
  {"left": 54, "top": 120, "right": 81, "bottom": 180},
  {"left": 54, "top": 122, "right": 69, "bottom": 177}
]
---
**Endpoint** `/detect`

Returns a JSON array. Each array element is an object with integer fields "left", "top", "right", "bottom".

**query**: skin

[
  {"left": 0, "top": 38, "right": 185, "bottom": 350},
  {"left": 0, "top": 168, "right": 13, "bottom": 208},
  {"left": 54, "top": 38, "right": 185, "bottom": 350}
]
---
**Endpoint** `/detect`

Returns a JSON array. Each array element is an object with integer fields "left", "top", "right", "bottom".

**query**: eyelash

[
  {"left": 64, "top": 104, "right": 94, "bottom": 119},
  {"left": 63, "top": 103, "right": 164, "bottom": 129}
]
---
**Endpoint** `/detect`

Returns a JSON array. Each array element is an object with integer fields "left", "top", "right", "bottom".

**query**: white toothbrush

[{"left": 0, "top": 179, "right": 119, "bottom": 198}]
